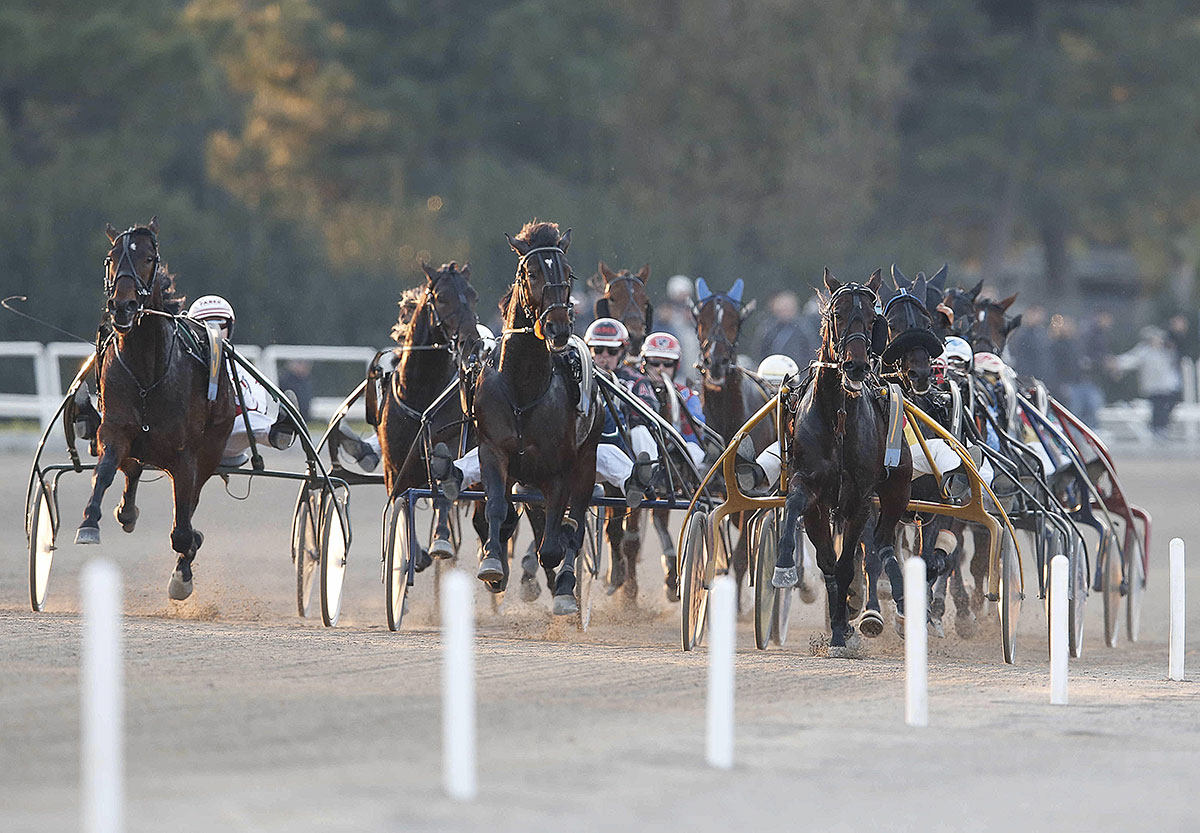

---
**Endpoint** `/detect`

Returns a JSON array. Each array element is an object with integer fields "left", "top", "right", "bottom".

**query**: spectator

[
  {"left": 656, "top": 275, "right": 701, "bottom": 383},
  {"left": 1071, "top": 311, "right": 1112, "bottom": 427},
  {"left": 1111, "top": 325, "right": 1182, "bottom": 439},
  {"left": 1167, "top": 313, "right": 1199, "bottom": 361},
  {"left": 1006, "top": 304, "right": 1051, "bottom": 386},
  {"left": 278, "top": 360, "right": 314, "bottom": 421},
  {"left": 755, "top": 290, "right": 819, "bottom": 365}
]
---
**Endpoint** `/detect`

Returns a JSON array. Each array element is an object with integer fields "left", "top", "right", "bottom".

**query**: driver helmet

[
  {"left": 641, "top": 332, "right": 682, "bottom": 363},
  {"left": 584, "top": 317, "right": 629, "bottom": 350},
  {"left": 942, "top": 336, "right": 973, "bottom": 371},
  {"left": 757, "top": 354, "right": 799, "bottom": 388},
  {"left": 973, "top": 351, "right": 1005, "bottom": 376},
  {"left": 188, "top": 295, "right": 236, "bottom": 337}
]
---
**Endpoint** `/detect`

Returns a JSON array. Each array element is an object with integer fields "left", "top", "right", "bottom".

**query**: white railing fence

[{"left": 0, "top": 341, "right": 376, "bottom": 429}]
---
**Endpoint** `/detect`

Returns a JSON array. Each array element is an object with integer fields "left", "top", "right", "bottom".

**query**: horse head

[
  {"left": 821, "top": 268, "right": 882, "bottom": 391},
  {"left": 419, "top": 260, "right": 481, "bottom": 364},
  {"left": 971, "top": 293, "right": 1021, "bottom": 355},
  {"left": 104, "top": 217, "right": 163, "bottom": 332},
  {"left": 692, "top": 277, "right": 754, "bottom": 388},
  {"left": 882, "top": 268, "right": 943, "bottom": 394},
  {"left": 941, "top": 278, "right": 984, "bottom": 344},
  {"left": 592, "top": 261, "right": 652, "bottom": 354},
  {"left": 506, "top": 221, "right": 574, "bottom": 352}
]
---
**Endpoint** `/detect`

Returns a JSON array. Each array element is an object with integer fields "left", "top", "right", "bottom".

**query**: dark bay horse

[
  {"left": 970, "top": 293, "right": 1021, "bottom": 355},
  {"left": 472, "top": 221, "right": 601, "bottom": 613},
  {"left": 76, "top": 218, "right": 236, "bottom": 601},
  {"left": 377, "top": 261, "right": 480, "bottom": 565},
  {"left": 772, "top": 269, "right": 912, "bottom": 655},
  {"left": 692, "top": 278, "right": 772, "bottom": 600}
]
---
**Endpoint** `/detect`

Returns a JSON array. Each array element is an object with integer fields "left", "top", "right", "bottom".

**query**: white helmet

[
  {"left": 667, "top": 275, "right": 693, "bottom": 302},
  {"left": 641, "top": 332, "right": 682, "bottom": 362},
  {"left": 974, "top": 351, "right": 1005, "bottom": 376},
  {"left": 942, "top": 336, "right": 972, "bottom": 368},
  {"left": 584, "top": 317, "right": 629, "bottom": 348},
  {"left": 758, "top": 354, "right": 799, "bottom": 387},
  {"left": 188, "top": 295, "right": 236, "bottom": 335}
]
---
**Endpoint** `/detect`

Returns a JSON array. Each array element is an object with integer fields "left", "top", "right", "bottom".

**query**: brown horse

[
  {"left": 472, "top": 221, "right": 601, "bottom": 613},
  {"left": 970, "top": 293, "right": 1021, "bottom": 355},
  {"left": 377, "top": 261, "right": 480, "bottom": 565},
  {"left": 772, "top": 269, "right": 912, "bottom": 655},
  {"left": 76, "top": 218, "right": 236, "bottom": 601},
  {"left": 592, "top": 261, "right": 653, "bottom": 354},
  {"left": 692, "top": 278, "right": 771, "bottom": 602}
]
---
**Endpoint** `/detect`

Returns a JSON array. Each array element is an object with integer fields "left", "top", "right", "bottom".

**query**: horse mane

[
  {"left": 390, "top": 286, "right": 425, "bottom": 343},
  {"left": 515, "top": 219, "right": 562, "bottom": 248}
]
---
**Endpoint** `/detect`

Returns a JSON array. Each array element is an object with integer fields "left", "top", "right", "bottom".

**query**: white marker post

[
  {"left": 1050, "top": 554, "right": 1069, "bottom": 704},
  {"left": 441, "top": 570, "right": 477, "bottom": 801},
  {"left": 706, "top": 575, "right": 736, "bottom": 769},
  {"left": 1169, "top": 538, "right": 1185, "bottom": 681},
  {"left": 904, "top": 558, "right": 928, "bottom": 727},
  {"left": 81, "top": 559, "right": 123, "bottom": 833}
]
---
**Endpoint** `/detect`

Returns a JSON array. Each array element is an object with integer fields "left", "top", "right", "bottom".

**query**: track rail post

[
  {"left": 442, "top": 570, "right": 477, "bottom": 800},
  {"left": 81, "top": 559, "right": 123, "bottom": 833},
  {"left": 904, "top": 558, "right": 928, "bottom": 727},
  {"left": 1170, "top": 538, "right": 1185, "bottom": 681},
  {"left": 1050, "top": 554, "right": 1068, "bottom": 704},
  {"left": 706, "top": 575, "right": 736, "bottom": 768}
]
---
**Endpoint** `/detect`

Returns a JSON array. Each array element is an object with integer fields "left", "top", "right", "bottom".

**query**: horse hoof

[
  {"left": 168, "top": 570, "right": 193, "bottom": 601},
  {"left": 928, "top": 616, "right": 946, "bottom": 638},
  {"left": 955, "top": 611, "right": 978, "bottom": 639},
  {"left": 413, "top": 548, "right": 433, "bottom": 573},
  {"left": 114, "top": 505, "right": 139, "bottom": 533},
  {"left": 894, "top": 612, "right": 906, "bottom": 637},
  {"left": 477, "top": 556, "right": 505, "bottom": 584},
  {"left": 520, "top": 573, "right": 542, "bottom": 603},
  {"left": 664, "top": 581, "right": 680, "bottom": 603},
  {"left": 429, "top": 537, "right": 454, "bottom": 559},
  {"left": 75, "top": 526, "right": 100, "bottom": 545},
  {"left": 858, "top": 609, "right": 884, "bottom": 638},
  {"left": 553, "top": 594, "right": 579, "bottom": 616},
  {"left": 771, "top": 565, "right": 798, "bottom": 589}
]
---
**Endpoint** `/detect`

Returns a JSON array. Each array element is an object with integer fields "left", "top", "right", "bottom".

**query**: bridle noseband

[
  {"left": 824, "top": 283, "right": 880, "bottom": 363},
  {"left": 603, "top": 274, "right": 649, "bottom": 333},
  {"left": 508, "top": 245, "right": 575, "bottom": 350},
  {"left": 424, "top": 271, "right": 478, "bottom": 369},
  {"left": 695, "top": 294, "right": 741, "bottom": 379}
]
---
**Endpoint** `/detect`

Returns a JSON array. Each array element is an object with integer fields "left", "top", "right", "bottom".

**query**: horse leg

[
  {"left": 873, "top": 477, "right": 909, "bottom": 635},
  {"left": 114, "top": 461, "right": 143, "bottom": 533},
  {"left": 804, "top": 507, "right": 849, "bottom": 649},
  {"left": 605, "top": 506, "right": 626, "bottom": 591},
  {"left": 476, "top": 446, "right": 511, "bottom": 592},
  {"left": 76, "top": 432, "right": 130, "bottom": 544},
  {"left": 772, "top": 475, "right": 810, "bottom": 588},
  {"left": 969, "top": 526, "right": 989, "bottom": 611},
  {"left": 654, "top": 506, "right": 679, "bottom": 602},
  {"left": 429, "top": 496, "right": 454, "bottom": 559},
  {"left": 618, "top": 507, "right": 642, "bottom": 605},
  {"left": 859, "top": 511, "right": 885, "bottom": 638},
  {"left": 167, "top": 461, "right": 204, "bottom": 601},
  {"left": 556, "top": 454, "right": 597, "bottom": 615},
  {"left": 732, "top": 513, "right": 750, "bottom": 616},
  {"left": 537, "top": 481, "right": 575, "bottom": 614}
]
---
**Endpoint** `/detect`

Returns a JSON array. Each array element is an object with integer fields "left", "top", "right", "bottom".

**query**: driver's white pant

[
  {"left": 756, "top": 441, "right": 783, "bottom": 489},
  {"left": 221, "top": 411, "right": 274, "bottom": 459},
  {"left": 629, "top": 424, "right": 658, "bottom": 462},
  {"left": 452, "top": 443, "right": 637, "bottom": 493},
  {"left": 685, "top": 442, "right": 705, "bottom": 467},
  {"left": 910, "top": 438, "right": 995, "bottom": 485}
]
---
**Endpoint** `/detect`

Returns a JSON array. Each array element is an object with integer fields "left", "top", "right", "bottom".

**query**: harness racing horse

[
  {"left": 772, "top": 269, "right": 912, "bottom": 655},
  {"left": 472, "top": 221, "right": 601, "bottom": 613},
  {"left": 592, "top": 261, "right": 653, "bottom": 354},
  {"left": 76, "top": 218, "right": 237, "bottom": 601},
  {"left": 969, "top": 293, "right": 1022, "bottom": 356},
  {"left": 377, "top": 261, "right": 480, "bottom": 567},
  {"left": 692, "top": 278, "right": 771, "bottom": 603}
]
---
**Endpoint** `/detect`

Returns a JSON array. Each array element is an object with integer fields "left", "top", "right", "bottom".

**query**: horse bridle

[
  {"left": 969, "top": 301, "right": 1011, "bottom": 354},
  {"left": 695, "top": 294, "right": 741, "bottom": 378},
  {"left": 104, "top": 227, "right": 160, "bottom": 328},
  {"left": 423, "top": 270, "right": 478, "bottom": 369},
  {"left": 883, "top": 289, "right": 932, "bottom": 335},
  {"left": 600, "top": 274, "right": 651, "bottom": 334},
  {"left": 823, "top": 283, "right": 881, "bottom": 365},
  {"left": 508, "top": 245, "right": 575, "bottom": 348}
]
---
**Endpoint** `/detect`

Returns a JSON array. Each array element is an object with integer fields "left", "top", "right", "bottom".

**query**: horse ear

[
  {"left": 421, "top": 261, "right": 437, "bottom": 282},
  {"left": 867, "top": 268, "right": 882, "bottom": 293},
  {"left": 727, "top": 278, "right": 744, "bottom": 304},
  {"left": 506, "top": 232, "right": 530, "bottom": 257},
  {"left": 105, "top": 223, "right": 119, "bottom": 243},
  {"left": 598, "top": 261, "right": 615, "bottom": 282},
  {"left": 913, "top": 275, "right": 927, "bottom": 301},
  {"left": 460, "top": 262, "right": 471, "bottom": 279},
  {"left": 823, "top": 267, "right": 841, "bottom": 293},
  {"left": 635, "top": 263, "right": 650, "bottom": 282},
  {"left": 740, "top": 298, "right": 757, "bottom": 319},
  {"left": 967, "top": 279, "right": 984, "bottom": 300},
  {"left": 695, "top": 277, "right": 712, "bottom": 301},
  {"left": 998, "top": 292, "right": 1018, "bottom": 311},
  {"left": 557, "top": 227, "right": 572, "bottom": 252},
  {"left": 148, "top": 216, "right": 159, "bottom": 236},
  {"left": 1005, "top": 313, "right": 1023, "bottom": 334},
  {"left": 930, "top": 263, "right": 947, "bottom": 290},
  {"left": 587, "top": 272, "right": 606, "bottom": 292},
  {"left": 891, "top": 263, "right": 909, "bottom": 289}
]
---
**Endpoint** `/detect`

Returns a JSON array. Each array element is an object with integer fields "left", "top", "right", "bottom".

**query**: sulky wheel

[
  {"left": 753, "top": 510, "right": 779, "bottom": 650},
  {"left": 998, "top": 528, "right": 1022, "bottom": 665},
  {"left": 319, "top": 489, "right": 350, "bottom": 627},
  {"left": 1101, "top": 530, "right": 1121, "bottom": 649},
  {"left": 680, "top": 510, "right": 710, "bottom": 652},
  {"left": 1125, "top": 528, "right": 1145, "bottom": 643},
  {"left": 28, "top": 479, "right": 57, "bottom": 612},
  {"left": 1068, "top": 534, "right": 1087, "bottom": 658},
  {"left": 292, "top": 489, "right": 321, "bottom": 618},
  {"left": 385, "top": 496, "right": 411, "bottom": 632}
]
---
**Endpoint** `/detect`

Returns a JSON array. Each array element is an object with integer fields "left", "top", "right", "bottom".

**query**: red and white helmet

[
  {"left": 188, "top": 294, "right": 236, "bottom": 332},
  {"left": 974, "top": 351, "right": 1005, "bottom": 376},
  {"left": 641, "top": 331, "right": 682, "bottom": 362},
  {"left": 584, "top": 317, "right": 629, "bottom": 348}
]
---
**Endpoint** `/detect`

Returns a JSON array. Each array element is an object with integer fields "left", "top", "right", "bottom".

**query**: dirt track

[{"left": 2, "top": 449, "right": 1198, "bottom": 832}]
